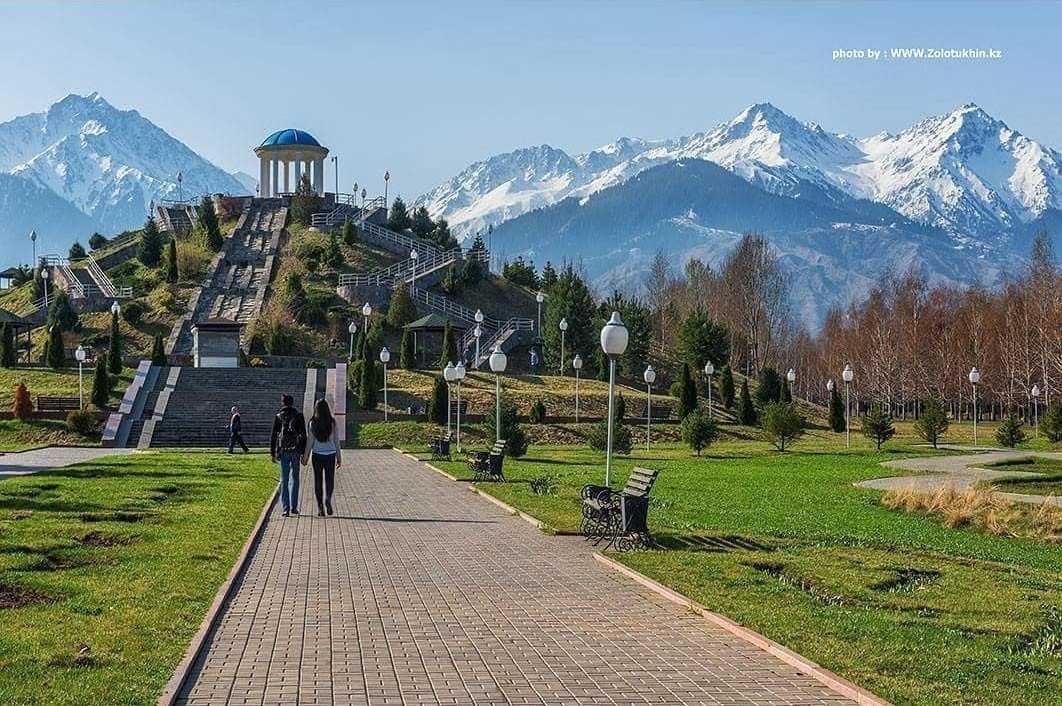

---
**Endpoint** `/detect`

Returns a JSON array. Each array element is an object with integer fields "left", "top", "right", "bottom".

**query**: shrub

[
  {"left": 250, "top": 356, "right": 269, "bottom": 368},
  {"left": 427, "top": 375, "right": 448, "bottom": 425},
  {"left": 177, "top": 241, "right": 211, "bottom": 281},
  {"left": 199, "top": 196, "right": 224, "bottom": 252},
  {"left": 166, "top": 238, "right": 179, "bottom": 283},
  {"left": 677, "top": 362, "right": 698, "bottom": 419},
  {"left": 387, "top": 282, "right": 417, "bottom": 328},
  {"left": 719, "top": 364, "right": 735, "bottom": 410},
  {"left": 147, "top": 286, "right": 178, "bottom": 314},
  {"left": 761, "top": 402, "right": 805, "bottom": 451},
  {"left": 995, "top": 414, "right": 1027, "bottom": 448},
  {"left": 90, "top": 357, "right": 109, "bottom": 408},
  {"left": 587, "top": 419, "right": 632, "bottom": 455},
  {"left": 486, "top": 395, "right": 529, "bottom": 457},
  {"left": 66, "top": 407, "right": 98, "bottom": 436},
  {"left": 12, "top": 383, "right": 33, "bottom": 420},
  {"left": 828, "top": 385, "right": 846, "bottom": 433},
  {"left": 861, "top": 406, "right": 896, "bottom": 450},
  {"left": 529, "top": 398, "right": 547, "bottom": 423},
  {"left": 0, "top": 324, "right": 14, "bottom": 368},
  {"left": 528, "top": 474, "right": 557, "bottom": 495},
  {"left": 400, "top": 329, "right": 415, "bottom": 370},
  {"left": 46, "top": 324, "right": 65, "bottom": 370},
  {"left": 914, "top": 398, "right": 949, "bottom": 448},
  {"left": 681, "top": 409, "right": 719, "bottom": 456},
  {"left": 341, "top": 220, "right": 358, "bottom": 246},
  {"left": 613, "top": 393, "right": 626, "bottom": 422},
  {"left": 669, "top": 381, "right": 682, "bottom": 399},
  {"left": 1042, "top": 402, "right": 1062, "bottom": 443},
  {"left": 738, "top": 378, "right": 757, "bottom": 425},
  {"left": 122, "top": 301, "right": 145, "bottom": 325}
]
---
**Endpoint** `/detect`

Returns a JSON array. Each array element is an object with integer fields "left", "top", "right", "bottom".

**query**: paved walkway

[
  {"left": 176, "top": 450, "right": 856, "bottom": 705},
  {"left": 0, "top": 446, "right": 135, "bottom": 479},
  {"left": 856, "top": 447, "right": 1062, "bottom": 507}
]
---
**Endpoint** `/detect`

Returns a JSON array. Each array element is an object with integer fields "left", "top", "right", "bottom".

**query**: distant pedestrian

[
  {"left": 228, "top": 405, "right": 249, "bottom": 453},
  {"left": 303, "top": 398, "right": 342, "bottom": 517},
  {"left": 270, "top": 393, "right": 306, "bottom": 517}
]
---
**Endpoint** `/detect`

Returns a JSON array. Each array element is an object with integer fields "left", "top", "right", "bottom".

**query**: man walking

[
  {"left": 270, "top": 393, "right": 306, "bottom": 517},
  {"left": 228, "top": 405, "right": 249, "bottom": 453}
]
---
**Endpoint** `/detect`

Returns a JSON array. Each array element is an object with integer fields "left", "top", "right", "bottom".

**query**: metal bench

[
  {"left": 430, "top": 432, "right": 452, "bottom": 461},
  {"left": 467, "top": 439, "right": 507, "bottom": 482},
  {"left": 581, "top": 466, "right": 660, "bottom": 551},
  {"left": 36, "top": 396, "right": 81, "bottom": 413}
]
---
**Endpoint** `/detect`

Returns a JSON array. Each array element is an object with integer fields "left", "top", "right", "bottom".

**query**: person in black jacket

[
  {"left": 227, "top": 405, "right": 249, "bottom": 454},
  {"left": 270, "top": 394, "right": 306, "bottom": 517}
]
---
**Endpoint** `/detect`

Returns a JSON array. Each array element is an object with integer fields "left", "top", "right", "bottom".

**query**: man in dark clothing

[
  {"left": 270, "top": 394, "right": 306, "bottom": 517},
  {"left": 228, "top": 405, "right": 249, "bottom": 454}
]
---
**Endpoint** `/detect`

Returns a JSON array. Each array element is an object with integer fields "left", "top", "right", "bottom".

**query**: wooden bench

[
  {"left": 430, "top": 432, "right": 452, "bottom": 461},
  {"left": 467, "top": 439, "right": 507, "bottom": 482},
  {"left": 639, "top": 404, "right": 672, "bottom": 420},
  {"left": 36, "top": 396, "right": 81, "bottom": 413},
  {"left": 581, "top": 466, "right": 660, "bottom": 551}
]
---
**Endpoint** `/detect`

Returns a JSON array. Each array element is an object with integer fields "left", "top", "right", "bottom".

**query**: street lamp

[
  {"left": 559, "top": 317, "right": 568, "bottom": 374},
  {"left": 379, "top": 347, "right": 390, "bottom": 421},
  {"left": 643, "top": 364, "right": 656, "bottom": 451},
  {"left": 535, "top": 291, "right": 544, "bottom": 334},
  {"left": 969, "top": 367, "right": 981, "bottom": 445},
  {"left": 572, "top": 354, "right": 583, "bottom": 423},
  {"left": 384, "top": 171, "right": 390, "bottom": 209},
  {"left": 111, "top": 300, "right": 120, "bottom": 317},
  {"left": 600, "top": 312, "right": 629, "bottom": 486},
  {"left": 786, "top": 367, "right": 796, "bottom": 400},
  {"left": 842, "top": 364, "right": 854, "bottom": 449},
  {"left": 331, "top": 155, "right": 338, "bottom": 198},
  {"left": 361, "top": 187, "right": 367, "bottom": 208},
  {"left": 703, "top": 361, "right": 715, "bottom": 417},
  {"left": 347, "top": 321, "right": 358, "bottom": 360},
  {"left": 443, "top": 361, "right": 456, "bottom": 435},
  {"left": 75, "top": 345, "right": 86, "bottom": 409},
  {"left": 41, "top": 267, "right": 50, "bottom": 310},
  {"left": 352, "top": 181, "right": 358, "bottom": 208},
  {"left": 489, "top": 344, "right": 507, "bottom": 443},
  {"left": 410, "top": 249, "right": 419, "bottom": 291},
  {"left": 361, "top": 301, "right": 372, "bottom": 333},
  {"left": 1032, "top": 384, "right": 1041, "bottom": 434},
  {"left": 30, "top": 229, "right": 37, "bottom": 269},
  {"left": 474, "top": 309, "right": 484, "bottom": 364},
  {"left": 454, "top": 361, "right": 466, "bottom": 451}
]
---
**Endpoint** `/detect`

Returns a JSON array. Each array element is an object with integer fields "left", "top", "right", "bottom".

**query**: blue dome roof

[{"left": 260, "top": 129, "right": 322, "bottom": 148}]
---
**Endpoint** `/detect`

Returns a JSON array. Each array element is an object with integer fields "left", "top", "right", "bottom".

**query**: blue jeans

[{"left": 277, "top": 451, "right": 301, "bottom": 512}]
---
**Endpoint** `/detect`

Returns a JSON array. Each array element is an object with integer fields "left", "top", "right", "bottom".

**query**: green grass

[
  {"left": 0, "top": 419, "right": 92, "bottom": 452},
  {"left": 428, "top": 434, "right": 1061, "bottom": 706},
  {"left": 984, "top": 457, "right": 1062, "bottom": 496},
  {"left": 0, "top": 451, "right": 276, "bottom": 705}
]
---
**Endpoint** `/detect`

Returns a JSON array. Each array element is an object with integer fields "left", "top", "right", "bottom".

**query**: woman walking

[{"left": 303, "top": 398, "right": 342, "bottom": 516}]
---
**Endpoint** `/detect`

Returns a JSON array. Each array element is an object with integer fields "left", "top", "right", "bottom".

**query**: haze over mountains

[
  {"left": 0, "top": 92, "right": 248, "bottom": 263},
  {"left": 417, "top": 103, "right": 1062, "bottom": 327}
]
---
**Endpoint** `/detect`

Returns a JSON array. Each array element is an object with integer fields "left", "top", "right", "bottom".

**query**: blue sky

[{"left": 1, "top": 1, "right": 1058, "bottom": 200}]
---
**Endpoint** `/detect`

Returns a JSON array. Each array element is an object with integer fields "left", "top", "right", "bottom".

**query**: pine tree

[
  {"left": 540, "top": 260, "right": 558, "bottom": 290},
  {"left": 428, "top": 375, "right": 448, "bottom": 425},
  {"left": 387, "top": 282, "right": 417, "bottom": 328},
  {"left": 47, "top": 289, "right": 78, "bottom": 331},
  {"left": 437, "top": 322, "right": 456, "bottom": 368},
  {"left": 46, "top": 324, "right": 64, "bottom": 370},
  {"left": 738, "top": 378, "right": 757, "bottom": 425},
  {"left": 68, "top": 241, "right": 87, "bottom": 260},
  {"left": 89, "top": 232, "right": 108, "bottom": 251},
  {"left": 678, "top": 362, "right": 698, "bottom": 419},
  {"left": 755, "top": 368, "right": 783, "bottom": 409},
  {"left": 290, "top": 173, "right": 321, "bottom": 226},
  {"left": 399, "top": 328, "right": 415, "bottom": 369},
  {"left": 138, "top": 217, "right": 163, "bottom": 266},
  {"left": 199, "top": 197, "right": 224, "bottom": 252},
  {"left": 341, "top": 219, "right": 358, "bottom": 246},
  {"left": 914, "top": 398, "right": 949, "bottom": 449},
  {"left": 861, "top": 406, "right": 896, "bottom": 450},
  {"left": 0, "top": 324, "right": 12, "bottom": 368},
  {"left": 1041, "top": 402, "right": 1062, "bottom": 442},
  {"left": 167, "top": 238, "right": 179, "bottom": 283},
  {"left": 762, "top": 403, "right": 805, "bottom": 451},
  {"left": 995, "top": 414, "right": 1026, "bottom": 448},
  {"left": 485, "top": 394, "right": 529, "bottom": 457},
  {"left": 388, "top": 196, "right": 412, "bottom": 232},
  {"left": 411, "top": 205, "right": 434, "bottom": 239},
  {"left": 107, "top": 310, "right": 122, "bottom": 376},
  {"left": 90, "top": 357, "right": 110, "bottom": 408},
  {"left": 358, "top": 341, "right": 378, "bottom": 410},
  {"left": 12, "top": 382, "right": 32, "bottom": 420},
  {"left": 781, "top": 380, "right": 793, "bottom": 404},
  {"left": 719, "top": 364, "right": 735, "bottom": 410},
  {"left": 326, "top": 228, "right": 343, "bottom": 268},
  {"left": 828, "top": 386, "right": 846, "bottom": 433},
  {"left": 150, "top": 334, "right": 166, "bottom": 365}
]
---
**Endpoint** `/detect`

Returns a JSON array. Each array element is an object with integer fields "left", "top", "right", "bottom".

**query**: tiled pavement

[{"left": 175, "top": 449, "right": 856, "bottom": 705}]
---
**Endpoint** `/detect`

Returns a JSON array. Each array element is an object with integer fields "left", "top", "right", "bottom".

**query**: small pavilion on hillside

[
  {"left": 254, "top": 129, "right": 329, "bottom": 198},
  {"left": 0, "top": 307, "right": 33, "bottom": 362},
  {"left": 404, "top": 314, "right": 467, "bottom": 368}
]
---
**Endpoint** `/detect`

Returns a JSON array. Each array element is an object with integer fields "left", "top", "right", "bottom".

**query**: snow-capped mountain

[
  {"left": 0, "top": 92, "right": 249, "bottom": 262},
  {"left": 417, "top": 102, "right": 1062, "bottom": 245}
]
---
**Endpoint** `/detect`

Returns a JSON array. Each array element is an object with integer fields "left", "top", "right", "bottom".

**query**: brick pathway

[
  {"left": 0, "top": 446, "right": 134, "bottom": 479},
  {"left": 176, "top": 450, "right": 855, "bottom": 705}
]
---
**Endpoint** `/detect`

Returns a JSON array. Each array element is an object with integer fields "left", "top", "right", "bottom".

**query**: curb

[
  {"left": 593, "top": 553, "right": 892, "bottom": 706},
  {"left": 157, "top": 488, "right": 278, "bottom": 705}
]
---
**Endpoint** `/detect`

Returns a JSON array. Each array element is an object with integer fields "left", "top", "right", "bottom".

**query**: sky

[{"left": 1, "top": 0, "right": 1059, "bottom": 201}]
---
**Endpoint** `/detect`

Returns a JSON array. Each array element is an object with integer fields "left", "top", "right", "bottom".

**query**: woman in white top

[{"left": 303, "top": 398, "right": 342, "bottom": 516}]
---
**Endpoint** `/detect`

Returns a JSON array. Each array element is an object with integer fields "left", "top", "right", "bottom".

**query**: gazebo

[
  {"left": 0, "top": 307, "right": 33, "bottom": 362},
  {"left": 403, "top": 314, "right": 467, "bottom": 368},
  {"left": 254, "top": 129, "right": 329, "bottom": 198}
]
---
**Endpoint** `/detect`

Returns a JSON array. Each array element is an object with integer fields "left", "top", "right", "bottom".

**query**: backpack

[{"left": 277, "top": 408, "right": 303, "bottom": 452}]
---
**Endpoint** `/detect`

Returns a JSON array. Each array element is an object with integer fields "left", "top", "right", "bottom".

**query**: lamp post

[
  {"left": 30, "top": 229, "right": 37, "bottom": 270},
  {"left": 443, "top": 362, "right": 455, "bottom": 435},
  {"left": 474, "top": 309, "right": 484, "bottom": 364},
  {"left": 559, "top": 317, "right": 568, "bottom": 374},
  {"left": 111, "top": 300, "right": 120, "bottom": 317},
  {"left": 489, "top": 344, "right": 507, "bottom": 443},
  {"left": 331, "top": 155, "right": 338, "bottom": 198},
  {"left": 600, "top": 312, "right": 629, "bottom": 486},
  {"left": 379, "top": 347, "right": 390, "bottom": 421},
  {"left": 454, "top": 361, "right": 466, "bottom": 451},
  {"left": 535, "top": 291, "right": 544, "bottom": 334},
  {"left": 75, "top": 345, "right": 86, "bottom": 409},
  {"left": 352, "top": 181, "right": 358, "bottom": 208},
  {"left": 1031, "top": 384, "right": 1041, "bottom": 435},
  {"left": 787, "top": 367, "right": 796, "bottom": 400},
  {"left": 384, "top": 170, "right": 390, "bottom": 209},
  {"left": 842, "top": 364, "right": 854, "bottom": 449},
  {"left": 347, "top": 321, "right": 358, "bottom": 360},
  {"left": 361, "top": 302, "right": 372, "bottom": 334},
  {"left": 41, "top": 267, "right": 50, "bottom": 310},
  {"left": 703, "top": 361, "right": 715, "bottom": 417},
  {"left": 573, "top": 354, "right": 583, "bottom": 422},
  {"left": 361, "top": 187, "right": 367, "bottom": 209},
  {"left": 969, "top": 367, "right": 981, "bottom": 445},
  {"left": 410, "top": 249, "right": 419, "bottom": 291},
  {"left": 643, "top": 364, "right": 656, "bottom": 451}
]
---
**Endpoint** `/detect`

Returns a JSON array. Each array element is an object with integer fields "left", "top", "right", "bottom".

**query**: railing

[
  {"left": 18, "top": 295, "right": 50, "bottom": 316},
  {"left": 45, "top": 255, "right": 85, "bottom": 299},
  {"left": 85, "top": 254, "right": 132, "bottom": 299}
]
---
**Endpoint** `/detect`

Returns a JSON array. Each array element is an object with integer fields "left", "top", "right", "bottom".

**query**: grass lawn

[
  {"left": 0, "top": 367, "right": 134, "bottom": 409},
  {"left": 0, "top": 451, "right": 276, "bottom": 705},
  {"left": 984, "top": 457, "right": 1062, "bottom": 496},
  {"left": 425, "top": 428, "right": 1062, "bottom": 706},
  {"left": 0, "top": 419, "right": 94, "bottom": 452}
]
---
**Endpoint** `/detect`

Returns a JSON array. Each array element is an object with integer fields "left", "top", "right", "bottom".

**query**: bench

[
  {"left": 639, "top": 404, "right": 672, "bottom": 420},
  {"left": 467, "top": 439, "right": 507, "bottom": 482},
  {"left": 430, "top": 432, "right": 452, "bottom": 461},
  {"left": 581, "top": 466, "right": 660, "bottom": 551},
  {"left": 36, "top": 396, "right": 81, "bottom": 413}
]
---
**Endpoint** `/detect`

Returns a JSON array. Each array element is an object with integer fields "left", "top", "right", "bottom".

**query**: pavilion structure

[{"left": 254, "top": 129, "right": 329, "bottom": 197}]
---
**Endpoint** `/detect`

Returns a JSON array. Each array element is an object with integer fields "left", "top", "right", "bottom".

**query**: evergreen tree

[
  {"left": 358, "top": 341, "right": 378, "bottom": 410},
  {"left": 738, "top": 378, "right": 757, "bottom": 425},
  {"left": 678, "top": 311, "right": 730, "bottom": 371},
  {"left": 89, "top": 232, "right": 108, "bottom": 251},
  {"left": 762, "top": 403, "right": 805, "bottom": 451},
  {"left": 47, "top": 289, "right": 78, "bottom": 331},
  {"left": 326, "top": 228, "right": 343, "bottom": 268},
  {"left": 1041, "top": 402, "right": 1062, "bottom": 442},
  {"left": 399, "top": 328, "right": 415, "bottom": 369},
  {"left": 437, "top": 322, "right": 457, "bottom": 368},
  {"left": 387, "top": 282, "right": 417, "bottom": 328},
  {"left": 0, "top": 324, "right": 12, "bottom": 368},
  {"left": 427, "top": 375, "right": 448, "bottom": 425},
  {"left": 90, "top": 357, "right": 110, "bottom": 408},
  {"left": 290, "top": 173, "right": 321, "bottom": 226},
  {"left": 411, "top": 205, "right": 434, "bottom": 239},
  {"left": 433, "top": 218, "right": 456, "bottom": 249},
  {"left": 46, "top": 324, "right": 65, "bottom": 370},
  {"left": 441, "top": 265, "right": 459, "bottom": 294},
  {"left": 139, "top": 217, "right": 163, "bottom": 266},
  {"left": 755, "top": 367, "right": 783, "bottom": 409},
  {"left": 719, "top": 364, "right": 735, "bottom": 410},
  {"left": 678, "top": 362, "right": 698, "bottom": 419},
  {"left": 200, "top": 197, "right": 224, "bottom": 252},
  {"left": 828, "top": 386, "right": 846, "bottom": 433},
  {"left": 68, "top": 241, "right": 87, "bottom": 260},
  {"left": 485, "top": 394, "right": 529, "bottom": 457},
  {"left": 150, "top": 334, "right": 166, "bottom": 365},
  {"left": 781, "top": 380, "right": 793, "bottom": 404},
  {"left": 12, "top": 382, "right": 32, "bottom": 420},
  {"left": 995, "top": 414, "right": 1026, "bottom": 448},
  {"left": 600, "top": 291, "right": 652, "bottom": 378},
  {"left": 387, "top": 196, "right": 412, "bottom": 232},
  {"left": 540, "top": 260, "right": 558, "bottom": 290},
  {"left": 107, "top": 310, "right": 122, "bottom": 375},
  {"left": 462, "top": 235, "right": 487, "bottom": 286},
  {"left": 914, "top": 398, "right": 949, "bottom": 449},
  {"left": 166, "top": 238, "right": 179, "bottom": 283},
  {"left": 544, "top": 264, "right": 597, "bottom": 375},
  {"left": 681, "top": 409, "right": 719, "bottom": 456},
  {"left": 341, "top": 219, "right": 358, "bottom": 246},
  {"left": 861, "top": 406, "right": 896, "bottom": 450}
]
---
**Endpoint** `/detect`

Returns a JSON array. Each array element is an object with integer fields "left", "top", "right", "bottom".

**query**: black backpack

[{"left": 277, "top": 408, "right": 303, "bottom": 452}]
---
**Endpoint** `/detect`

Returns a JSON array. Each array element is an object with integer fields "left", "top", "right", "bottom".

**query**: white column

[
  {"left": 271, "top": 159, "right": 279, "bottom": 197},
  {"left": 259, "top": 157, "right": 269, "bottom": 199},
  {"left": 294, "top": 159, "right": 302, "bottom": 190},
  {"left": 314, "top": 158, "right": 325, "bottom": 195},
  {"left": 283, "top": 160, "right": 290, "bottom": 194}
]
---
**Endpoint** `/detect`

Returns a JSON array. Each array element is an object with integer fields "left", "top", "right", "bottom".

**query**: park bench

[
  {"left": 467, "top": 439, "right": 507, "bottom": 482},
  {"left": 36, "top": 396, "right": 81, "bottom": 413},
  {"left": 639, "top": 403, "right": 672, "bottom": 420},
  {"left": 581, "top": 466, "right": 660, "bottom": 551},
  {"left": 430, "top": 432, "right": 452, "bottom": 461}
]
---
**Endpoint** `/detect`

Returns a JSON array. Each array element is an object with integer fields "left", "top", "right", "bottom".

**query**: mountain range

[
  {"left": 416, "top": 103, "right": 1062, "bottom": 327},
  {"left": 0, "top": 92, "right": 248, "bottom": 264}
]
